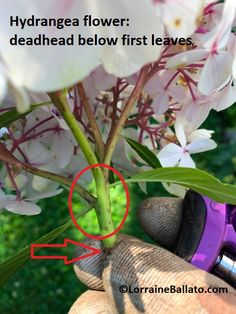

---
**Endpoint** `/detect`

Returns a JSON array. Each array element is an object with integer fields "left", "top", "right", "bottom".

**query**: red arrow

[{"left": 30, "top": 238, "right": 101, "bottom": 265}]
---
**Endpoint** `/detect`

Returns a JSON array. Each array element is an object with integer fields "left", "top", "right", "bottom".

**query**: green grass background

[{"left": 0, "top": 107, "right": 236, "bottom": 313}]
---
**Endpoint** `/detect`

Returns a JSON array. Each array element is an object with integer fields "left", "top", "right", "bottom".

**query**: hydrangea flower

[
  {"left": 157, "top": 118, "right": 217, "bottom": 168},
  {"left": 0, "top": 188, "right": 63, "bottom": 215}
]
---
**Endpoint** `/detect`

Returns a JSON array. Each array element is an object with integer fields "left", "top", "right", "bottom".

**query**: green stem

[
  {"left": 49, "top": 92, "right": 117, "bottom": 248},
  {"left": 104, "top": 66, "right": 149, "bottom": 168},
  {"left": 77, "top": 83, "right": 105, "bottom": 161},
  {"left": 95, "top": 176, "right": 115, "bottom": 247},
  {"left": 24, "top": 164, "right": 97, "bottom": 207}
]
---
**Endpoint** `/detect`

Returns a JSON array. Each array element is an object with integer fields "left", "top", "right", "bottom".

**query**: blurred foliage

[
  {"left": 194, "top": 106, "right": 236, "bottom": 183},
  {"left": 0, "top": 106, "right": 236, "bottom": 313}
]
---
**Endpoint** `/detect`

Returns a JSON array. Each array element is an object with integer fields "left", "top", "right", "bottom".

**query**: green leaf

[
  {"left": 114, "top": 167, "right": 236, "bottom": 204},
  {"left": 125, "top": 137, "right": 161, "bottom": 168},
  {"left": 0, "top": 206, "right": 92, "bottom": 287},
  {"left": 0, "top": 101, "right": 51, "bottom": 128}
]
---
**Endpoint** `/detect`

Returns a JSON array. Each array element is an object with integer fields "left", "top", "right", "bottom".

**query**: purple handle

[
  {"left": 190, "top": 198, "right": 236, "bottom": 272},
  {"left": 224, "top": 205, "right": 236, "bottom": 254},
  {"left": 191, "top": 197, "right": 226, "bottom": 271}
]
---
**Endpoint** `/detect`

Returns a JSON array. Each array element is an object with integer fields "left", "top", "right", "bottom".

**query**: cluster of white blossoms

[{"left": 0, "top": 0, "right": 236, "bottom": 214}]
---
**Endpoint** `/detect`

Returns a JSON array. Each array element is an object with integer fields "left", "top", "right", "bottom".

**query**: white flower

[
  {"left": 64, "top": 153, "right": 93, "bottom": 188},
  {"left": 0, "top": 0, "right": 163, "bottom": 103},
  {"left": 51, "top": 130, "right": 75, "bottom": 169},
  {"left": 144, "top": 70, "right": 186, "bottom": 114},
  {"left": 214, "top": 79, "right": 236, "bottom": 111},
  {"left": 4, "top": 173, "right": 28, "bottom": 190},
  {"left": 16, "top": 141, "right": 61, "bottom": 192},
  {"left": 82, "top": 65, "right": 117, "bottom": 100},
  {"left": 0, "top": 188, "right": 63, "bottom": 215},
  {"left": 157, "top": 119, "right": 217, "bottom": 168},
  {"left": 166, "top": 0, "right": 236, "bottom": 95},
  {"left": 179, "top": 92, "right": 216, "bottom": 130},
  {"left": 153, "top": 0, "right": 204, "bottom": 37}
]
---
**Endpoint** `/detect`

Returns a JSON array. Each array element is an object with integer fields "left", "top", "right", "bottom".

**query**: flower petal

[
  {"left": 203, "top": 0, "right": 236, "bottom": 50},
  {"left": 5, "top": 200, "right": 41, "bottom": 215},
  {"left": 214, "top": 83, "right": 236, "bottom": 111},
  {"left": 154, "top": 0, "right": 204, "bottom": 37},
  {"left": 174, "top": 119, "right": 187, "bottom": 147},
  {"left": 5, "top": 173, "right": 28, "bottom": 190},
  {"left": 101, "top": 0, "right": 164, "bottom": 77},
  {"left": 20, "top": 141, "right": 53, "bottom": 165},
  {"left": 83, "top": 65, "right": 117, "bottom": 100},
  {"left": 157, "top": 143, "right": 183, "bottom": 167},
  {"left": 189, "top": 129, "right": 214, "bottom": 141},
  {"left": 26, "top": 188, "right": 63, "bottom": 201},
  {"left": 198, "top": 51, "right": 232, "bottom": 95},
  {"left": 8, "top": 82, "right": 30, "bottom": 113},
  {"left": 179, "top": 153, "right": 195, "bottom": 168},
  {"left": 52, "top": 131, "right": 74, "bottom": 168},
  {"left": 152, "top": 91, "right": 169, "bottom": 114},
  {"left": 166, "top": 49, "right": 207, "bottom": 68},
  {"left": 32, "top": 175, "right": 59, "bottom": 193},
  {"left": 187, "top": 138, "right": 217, "bottom": 154}
]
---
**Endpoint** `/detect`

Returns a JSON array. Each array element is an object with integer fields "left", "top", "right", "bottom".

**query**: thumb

[
  {"left": 137, "top": 197, "right": 184, "bottom": 249},
  {"left": 102, "top": 239, "right": 236, "bottom": 314}
]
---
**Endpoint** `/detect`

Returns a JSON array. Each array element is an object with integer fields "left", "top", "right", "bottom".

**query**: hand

[{"left": 69, "top": 196, "right": 236, "bottom": 314}]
